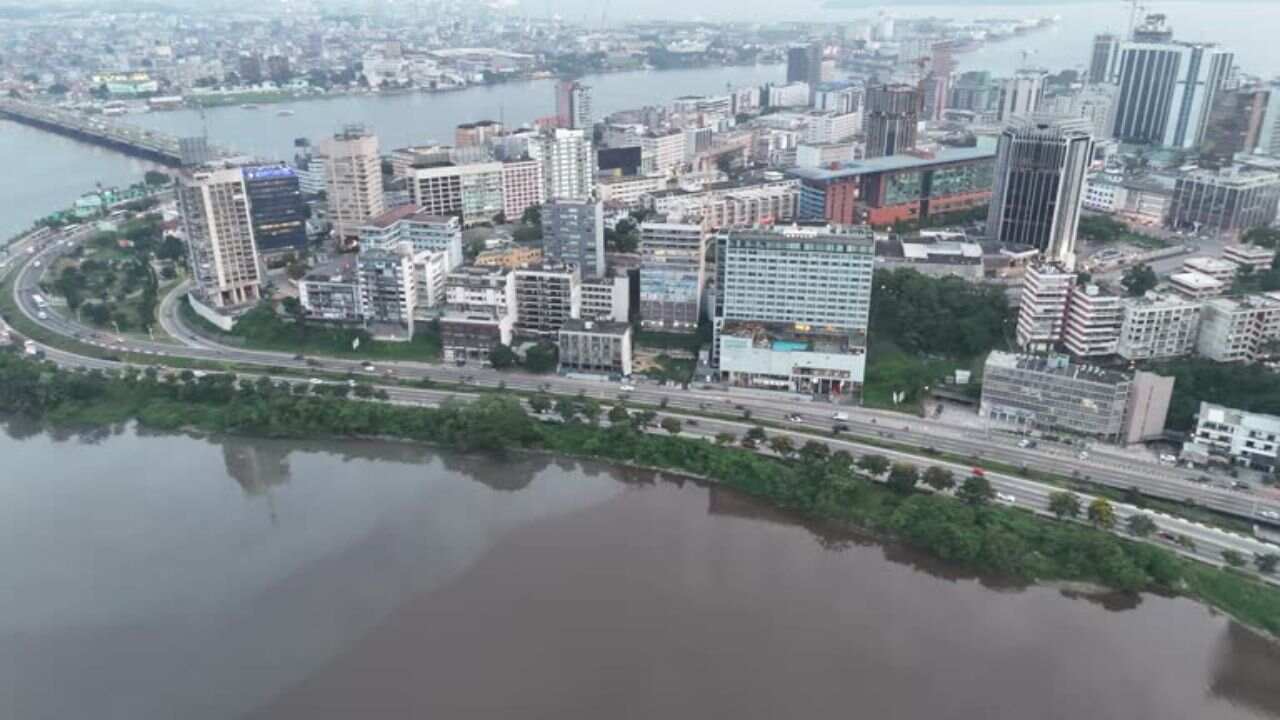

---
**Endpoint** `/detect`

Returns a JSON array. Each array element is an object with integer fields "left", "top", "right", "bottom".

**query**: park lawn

[
  {"left": 863, "top": 341, "right": 978, "bottom": 411},
  {"left": 641, "top": 353, "right": 696, "bottom": 384}
]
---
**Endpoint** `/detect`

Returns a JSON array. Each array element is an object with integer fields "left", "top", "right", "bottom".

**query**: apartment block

[
  {"left": 513, "top": 264, "right": 582, "bottom": 336},
  {"left": 321, "top": 126, "right": 385, "bottom": 245},
  {"left": 1116, "top": 292, "right": 1202, "bottom": 361},
  {"left": 407, "top": 162, "right": 504, "bottom": 226},
  {"left": 1063, "top": 285, "right": 1122, "bottom": 357},
  {"left": 639, "top": 221, "right": 707, "bottom": 333},
  {"left": 557, "top": 319, "right": 633, "bottom": 376},
  {"left": 358, "top": 208, "right": 463, "bottom": 269},
  {"left": 1189, "top": 402, "right": 1280, "bottom": 470},
  {"left": 298, "top": 258, "right": 361, "bottom": 323},
  {"left": 178, "top": 165, "right": 263, "bottom": 310},
  {"left": 501, "top": 159, "right": 544, "bottom": 222},
  {"left": 1222, "top": 243, "right": 1276, "bottom": 273},
  {"left": 529, "top": 128, "right": 595, "bottom": 201},
  {"left": 1196, "top": 293, "right": 1280, "bottom": 363},
  {"left": 357, "top": 247, "right": 417, "bottom": 341},
  {"left": 1015, "top": 263, "right": 1076, "bottom": 350},
  {"left": 439, "top": 266, "right": 517, "bottom": 362},
  {"left": 580, "top": 274, "right": 630, "bottom": 323}
]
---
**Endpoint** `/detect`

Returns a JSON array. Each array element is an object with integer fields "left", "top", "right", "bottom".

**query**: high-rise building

[
  {"left": 1256, "top": 80, "right": 1280, "bottom": 158},
  {"left": 320, "top": 125, "right": 385, "bottom": 246},
  {"left": 1088, "top": 34, "right": 1122, "bottom": 85},
  {"left": 864, "top": 84, "right": 919, "bottom": 159},
  {"left": 639, "top": 222, "right": 708, "bottom": 333},
  {"left": 713, "top": 225, "right": 874, "bottom": 395},
  {"left": 1116, "top": 292, "right": 1202, "bottom": 361},
  {"left": 996, "top": 69, "right": 1047, "bottom": 122},
  {"left": 1112, "top": 24, "right": 1234, "bottom": 149},
  {"left": 529, "top": 128, "right": 595, "bottom": 201},
  {"left": 988, "top": 116, "right": 1094, "bottom": 267},
  {"left": 407, "top": 162, "right": 505, "bottom": 225},
  {"left": 179, "top": 165, "right": 263, "bottom": 310},
  {"left": 1196, "top": 293, "right": 1280, "bottom": 363},
  {"left": 786, "top": 43, "right": 823, "bottom": 94},
  {"left": 1168, "top": 167, "right": 1280, "bottom": 238},
  {"left": 356, "top": 245, "right": 417, "bottom": 340},
  {"left": 1200, "top": 87, "right": 1270, "bottom": 169},
  {"left": 500, "top": 158, "right": 544, "bottom": 222},
  {"left": 541, "top": 199, "right": 605, "bottom": 278},
  {"left": 242, "top": 164, "right": 307, "bottom": 255},
  {"left": 555, "top": 80, "right": 593, "bottom": 130},
  {"left": 1015, "top": 262, "right": 1076, "bottom": 350},
  {"left": 455, "top": 120, "right": 503, "bottom": 147},
  {"left": 513, "top": 264, "right": 582, "bottom": 336},
  {"left": 1063, "top": 284, "right": 1123, "bottom": 357}
]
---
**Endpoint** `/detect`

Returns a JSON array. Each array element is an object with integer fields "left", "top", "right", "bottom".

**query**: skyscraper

[
  {"left": 988, "top": 116, "right": 1095, "bottom": 268},
  {"left": 242, "top": 164, "right": 307, "bottom": 254},
  {"left": 179, "top": 165, "right": 263, "bottom": 309},
  {"left": 864, "top": 84, "right": 919, "bottom": 159},
  {"left": 786, "top": 43, "right": 822, "bottom": 90},
  {"left": 997, "top": 69, "right": 1047, "bottom": 122},
  {"left": 541, "top": 199, "right": 605, "bottom": 279},
  {"left": 529, "top": 128, "right": 596, "bottom": 201},
  {"left": 1200, "top": 87, "right": 1270, "bottom": 169},
  {"left": 1088, "top": 34, "right": 1122, "bottom": 85},
  {"left": 320, "top": 125, "right": 385, "bottom": 246},
  {"left": 1112, "top": 21, "right": 1234, "bottom": 149},
  {"left": 555, "top": 80, "right": 593, "bottom": 130}
]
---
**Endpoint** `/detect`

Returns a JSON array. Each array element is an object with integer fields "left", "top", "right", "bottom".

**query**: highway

[{"left": 6, "top": 226, "right": 1280, "bottom": 578}]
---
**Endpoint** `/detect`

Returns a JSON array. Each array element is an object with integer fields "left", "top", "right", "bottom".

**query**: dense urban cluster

[{"left": 5, "top": 5, "right": 1280, "bottom": 481}]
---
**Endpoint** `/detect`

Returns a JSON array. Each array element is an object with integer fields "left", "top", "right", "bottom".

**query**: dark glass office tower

[{"left": 243, "top": 164, "right": 307, "bottom": 254}]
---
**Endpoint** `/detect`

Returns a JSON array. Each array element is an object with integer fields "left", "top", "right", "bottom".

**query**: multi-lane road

[{"left": 7, "top": 225, "right": 1280, "bottom": 576}]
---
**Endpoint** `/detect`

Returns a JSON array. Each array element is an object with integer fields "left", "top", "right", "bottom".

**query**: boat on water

[
  {"left": 241, "top": 103, "right": 259, "bottom": 110},
  {"left": 276, "top": 109, "right": 295, "bottom": 116}
]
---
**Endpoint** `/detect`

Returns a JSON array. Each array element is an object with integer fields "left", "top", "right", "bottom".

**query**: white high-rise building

[
  {"left": 407, "top": 162, "right": 505, "bottom": 226},
  {"left": 529, "top": 128, "right": 595, "bottom": 201},
  {"left": 988, "top": 116, "right": 1095, "bottom": 268},
  {"left": 639, "top": 222, "right": 708, "bottom": 333},
  {"left": 1063, "top": 284, "right": 1123, "bottom": 357},
  {"left": 1015, "top": 262, "right": 1076, "bottom": 350},
  {"left": 1112, "top": 27, "right": 1234, "bottom": 149},
  {"left": 996, "top": 69, "right": 1047, "bottom": 122},
  {"left": 178, "top": 165, "right": 263, "bottom": 310},
  {"left": 320, "top": 126, "right": 385, "bottom": 245},
  {"left": 500, "top": 159, "right": 544, "bottom": 222}
]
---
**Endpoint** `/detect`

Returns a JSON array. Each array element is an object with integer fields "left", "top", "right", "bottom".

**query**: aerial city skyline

[{"left": 4, "top": 1, "right": 1280, "bottom": 718}]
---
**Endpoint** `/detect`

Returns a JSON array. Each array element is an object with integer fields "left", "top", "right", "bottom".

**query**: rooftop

[
  {"left": 720, "top": 319, "right": 863, "bottom": 354},
  {"left": 1169, "top": 271, "right": 1225, "bottom": 290},
  {"left": 986, "top": 350, "right": 1130, "bottom": 385},
  {"left": 560, "top": 318, "right": 631, "bottom": 336},
  {"left": 786, "top": 140, "right": 996, "bottom": 182}
]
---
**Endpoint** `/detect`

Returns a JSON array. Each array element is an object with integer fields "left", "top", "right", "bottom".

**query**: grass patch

[
  {"left": 862, "top": 341, "right": 977, "bottom": 411},
  {"left": 640, "top": 353, "right": 696, "bottom": 384}
]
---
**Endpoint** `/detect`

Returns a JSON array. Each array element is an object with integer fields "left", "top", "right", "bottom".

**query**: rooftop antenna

[{"left": 1125, "top": 0, "right": 1146, "bottom": 39}]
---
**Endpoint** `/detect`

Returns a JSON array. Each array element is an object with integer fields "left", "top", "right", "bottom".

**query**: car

[
  {"left": 36, "top": 311, "right": 47, "bottom": 320},
  {"left": 1159, "top": 453, "right": 1178, "bottom": 464},
  {"left": 996, "top": 493, "right": 1017, "bottom": 505},
  {"left": 1232, "top": 481, "right": 1251, "bottom": 492},
  {"left": 832, "top": 411, "right": 849, "bottom": 421},
  {"left": 787, "top": 414, "right": 804, "bottom": 422},
  {"left": 1257, "top": 510, "right": 1280, "bottom": 521},
  {"left": 686, "top": 419, "right": 699, "bottom": 427},
  {"left": 1077, "top": 451, "right": 1090, "bottom": 460},
  {"left": 293, "top": 354, "right": 305, "bottom": 361},
  {"left": 619, "top": 384, "right": 636, "bottom": 392},
  {"left": 308, "top": 378, "right": 323, "bottom": 386},
  {"left": 361, "top": 362, "right": 375, "bottom": 371}
]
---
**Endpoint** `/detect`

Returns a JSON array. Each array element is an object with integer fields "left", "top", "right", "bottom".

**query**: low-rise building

[
  {"left": 298, "top": 258, "right": 361, "bottom": 323},
  {"left": 1188, "top": 402, "right": 1280, "bottom": 470},
  {"left": 1063, "top": 285, "right": 1123, "bottom": 358},
  {"left": 718, "top": 320, "right": 866, "bottom": 396},
  {"left": 1168, "top": 167, "right": 1280, "bottom": 239},
  {"left": 580, "top": 274, "right": 630, "bottom": 323},
  {"left": 557, "top": 319, "right": 633, "bottom": 376},
  {"left": 1196, "top": 293, "right": 1280, "bottom": 363},
  {"left": 1181, "top": 256, "right": 1238, "bottom": 284},
  {"left": 878, "top": 232, "right": 985, "bottom": 281},
  {"left": 439, "top": 266, "right": 517, "bottom": 362},
  {"left": 513, "top": 263, "right": 582, "bottom": 336},
  {"left": 979, "top": 351, "right": 1173, "bottom": 443},
  {"left": 597, "top": 174, "right": 668, "bottom": 206},
  {"left": 358, "top": 209, "right": 463, "bottom": 269},
  {"left": 1222, "top": 243, "right": 1276, "bottom": 273},
  {"left": 1116, "top": 292, "right": 1202, "bottom": 361},
  {"left": 1169, "top": 271, "right": 1226, "bottom": 300}
]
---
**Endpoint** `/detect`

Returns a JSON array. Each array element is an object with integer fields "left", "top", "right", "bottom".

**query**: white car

[
  {"left": 619, "top": 384, "right": 636, "bottom": 392},
  {"left": 1077, "top": 451, "right": 1090, "bottom": 460},
  {"left": 36, "top": 311, "right": 47, "bottom": 320},
  {"left": 309, "top": 378, "right": 323, "bottom": 386},
  {"left": 996, "top": 493, "right": 1017, "bottom": 505},
  {"left": 1017, "top": 438, "right": 1032, "bottom": 448},
  {"left": 1258, "top": 510, "right": 1280, "bottom": 521},
  {"left": 1159, "top": 454, "right": 1178, "bottom": 465}
]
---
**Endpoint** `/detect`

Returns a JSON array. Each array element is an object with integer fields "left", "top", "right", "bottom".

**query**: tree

[
  {"left": 660, "top": 417, "right": 682, "bottom": 435},
  {"left": 143, "top": 170, "right": 170, "bottom": 187},
  {"left": 1121, "top": 263, "right": 1158, "bottom": 297},
  {"left": 1087, "top": 498, "right": 1116, "bottom": 529},
  {"left": 1242, "top": 225, "right": 1280, "bottom": 249},
  {"left": 524, "top": 342, "right": 558, "bottom": 373},
  {"left": 768, "top": 435, "right": 795, "bottom": 458},
  {"left": 856, "top": 454, "right": 890, "bottom": 476},
  {"left": 957, "top": 474, "right": 994, "bottom": 506},
  {"left": 157, "top": 235, "right": 186, "bottom": 262},
  {"left": 520, "top": 204, "right": 542, "bottom": 227},
  {"left": 922, "top": 466, "right": 956, "bottom": 492},
  {"left": 1254, "top": 553, "right": 1279, "bottom": 574},
  {"left": 554, "top": 397, "right": 577, "bottom": 422},
  {"left": 887, "top": 463, "right": 920, "bottom": 494},
  {"left": 714, "top": 432, "right": 735, "bottom": 446},
  {"left": 1048, "top": 491, "right": 1082, "bottom": 520},
  {"left": 489, "top": 343, "right": 517, "bottom": 369},
  {"left": 1125, "top": 513, "right": 1157, "bottom": 538},
  {"left": 799, "top": 440, "right": 830, "bottom": 464},
  {"left": 633, "top": 409, "right": 658, "bottom": 428},
  {"left": 286, "top": 259, "right": 308, "bottom": 281},
  {"left": 608, "top": 404, "right": 629, "bottom": 424},
  {"left": 580, "top": 399, "right": 602, "bottom": 425},
  {"left": 1222, "top": 549, "right": 1247, "bottom": 569},
  {"left": 529, "top": 393, "right": 552, "bottom": 414}
]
